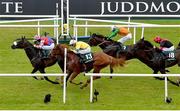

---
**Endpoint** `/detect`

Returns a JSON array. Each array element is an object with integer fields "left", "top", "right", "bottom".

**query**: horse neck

[
  {"left": 24, "top": 45, "right": 39, "bottom": 60},
  {"left": 135, "top": 50, "right": 154, "bottom": 68},
  {"left": 99, "top": 40, "right": 115, "bottom": 49}
]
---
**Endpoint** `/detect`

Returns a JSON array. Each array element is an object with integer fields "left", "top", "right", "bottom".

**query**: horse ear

[
  {"left": 178, "top": 42, "right": 180, "bottom": 46},
  {"left": 141, "top": 37, "right": 144, "bottom": 40},
  {"left": 89, "top": 32, "right": 92, "bottom": 36}
]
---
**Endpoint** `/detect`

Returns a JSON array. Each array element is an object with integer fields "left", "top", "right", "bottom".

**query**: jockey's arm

[
  {"left": 108, "top": 28, "right": 119, "bottom": 39},
  {"left": 39, "top": 40, "right": 45, "bottom": 47}
]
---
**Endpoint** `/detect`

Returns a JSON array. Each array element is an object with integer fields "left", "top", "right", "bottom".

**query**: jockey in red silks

[
  {"left": 153, "top": 36, "right": 174, "bottom": 51},
  {"left": 34, "top": 35, "right": 55, "bottom": 50}
]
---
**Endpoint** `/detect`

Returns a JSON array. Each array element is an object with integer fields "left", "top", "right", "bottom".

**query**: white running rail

[{"left": 85, "top": 73, "right": 180, "bottom": 103}]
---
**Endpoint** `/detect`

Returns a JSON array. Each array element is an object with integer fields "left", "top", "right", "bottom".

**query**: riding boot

[{"left": 83, "top": 63, "right": 88, "bottom": 73}]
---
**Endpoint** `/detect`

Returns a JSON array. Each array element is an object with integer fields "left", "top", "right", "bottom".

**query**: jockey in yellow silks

[{"left": 69, "top": 40, "right": 91, "bottom": 54}]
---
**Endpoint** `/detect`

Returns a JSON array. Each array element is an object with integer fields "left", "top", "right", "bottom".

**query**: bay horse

[
  {"left": 88, "top": 33, "right": 135, "bottom": 74},
  {"left": 50, "top": 44, "right": 126, "bottom": 89},
  {"left": 11, "top": 37, "right": 63, "bottom": 84}
]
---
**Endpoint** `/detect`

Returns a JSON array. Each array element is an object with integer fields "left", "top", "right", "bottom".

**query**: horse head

[
  {"left": 88, "top": 33, "right": 115, "bottom": 47},
  {"left": 133, "top": 37, "right": 153, "bottom": 51},
  {"left": 11, "top": 36, "right": 33, "bottom": 49},
  {"left": 51, "top": 44, "right": 70, "bottom": 58}
]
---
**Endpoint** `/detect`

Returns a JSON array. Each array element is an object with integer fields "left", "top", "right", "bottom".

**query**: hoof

[
  {"left": 33, "top": 76, "right": 39, "bottom": 80},
  {"left": 176, "top": 80, "right": 180, "bottom": 87},
  {"left": 166, "top": 97, "right": 172, "bottom": 103},
  {"left": 80, "top": 84, "right": 88, "bottom": 89},
  {"left": 78, "top": 82, "right": 83, "bottom": 85},
  {"left": 154, "top": 77, "right": 164, "bottom": 80},
  {"left": 40, "top": 77, "right": 44, "bottom": 80}
]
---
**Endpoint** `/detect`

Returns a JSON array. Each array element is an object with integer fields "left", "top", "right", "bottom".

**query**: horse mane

[
  {"left": 92, "top": 33, "right": 117, "bottom": 43},
  {"left": 57, "top": 44, "right": 77, "bottom": 55},
  {"left": 143, "top": 40, "right": 154, "bottom": 48},
  {"left": 60, "top": 44, "right": 69, "bottom": 49},
  {"left": 176, "top": 42, "right": 180, "bottom": 49}
]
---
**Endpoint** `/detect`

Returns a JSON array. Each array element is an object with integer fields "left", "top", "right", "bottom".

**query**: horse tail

[{"left": 110, "top": 57, "right": 126, "bottom": 68}]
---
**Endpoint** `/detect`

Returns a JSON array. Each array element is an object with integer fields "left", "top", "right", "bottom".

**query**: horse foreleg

[
  {"left": 31, "top": 68, "right": 39, "bottom": 80},
  {"left": 109, "top": 65, "right": 113, "bottom": 79},
  {"left": 39, "top": 68, "right": 59, "bottom": 84},
  {"left": 69, "top": 72, "right": 83, "bottom": 85},
  {"left": 80, "top": 67, "right": 101, "bottom": 89},
  {"left": 153, "top": 70, "right": 164, "bottom": 80},
  {"left": 159, "top": 69, "right": 179, "bottom": 87}
]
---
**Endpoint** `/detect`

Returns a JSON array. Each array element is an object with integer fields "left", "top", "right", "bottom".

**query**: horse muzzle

[{"left": 11, "top": 45, "right": 17, "bottom": 49}]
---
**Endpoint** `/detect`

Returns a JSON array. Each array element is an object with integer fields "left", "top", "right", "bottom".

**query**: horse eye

[{"left": 13, "top": 41, "right": 17, "bottom": 46}]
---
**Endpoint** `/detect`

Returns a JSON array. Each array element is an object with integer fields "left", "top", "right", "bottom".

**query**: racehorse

[
  {"left": 50, "top": 44, "right": 126, "bottom": 89},
  {"left": 133, "top": 38, "right": 180, "bottom": 85},
  {"left": 11, "top": 37, "right": 63, "bottom": 84},
  {"left": 133, "top": 38, "right": 180, "bottom": 73},
  {"left": 88, "top": 33, "right": 172, "bottom": 79},
  {"left": 88, "top": 33, "right": 135, "bottom": 75},
  {"left": 88, "top": 33, "right": 135, "bottom": 60}
]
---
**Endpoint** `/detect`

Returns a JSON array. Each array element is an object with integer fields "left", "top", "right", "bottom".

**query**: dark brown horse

[
  {"left": 88, "top": 34, "right": 172, "bottom": 78},
  {"left": 133, "top": 38, "right": 180, "bottom": 85},
  {"left": 50, "top": 44, "right": 126, "bottom": 89},
  {"left": 133, "top": 38, "right": 180, "bottom": 73},
  {"left": 88, "top": 33, "right": 135, "bottom": 74},
  {"left": 11, "top": 37, "right": 63, "bottom": 84}
]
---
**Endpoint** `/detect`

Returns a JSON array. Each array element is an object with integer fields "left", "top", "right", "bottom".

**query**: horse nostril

[{"left": 11, "top": 45, "right": 16, "bottom": 49}]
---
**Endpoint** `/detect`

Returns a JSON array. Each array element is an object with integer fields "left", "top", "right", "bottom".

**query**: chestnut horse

[{"left": 51, "top": 44, "right": 126, "bottom": 89}]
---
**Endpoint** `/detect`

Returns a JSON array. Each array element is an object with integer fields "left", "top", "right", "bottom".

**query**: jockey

[
  {"left": 107, "top": 26, "right": 132, "bottom": 44},
  {"left": 69, "top": 40, "right": 92, "bottom": 72},
  {"left": 69, "top": 39, "right": 91, "bottom": 54},
  {"left": 153, "top": 36, "right": 174, "bottom": 51},
  {"left": 34, "top": 35, "right": 55, "bottom": 57}
]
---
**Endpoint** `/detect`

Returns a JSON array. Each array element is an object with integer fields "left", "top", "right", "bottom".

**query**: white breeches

[
  {"left": 77, "top": 47, "right": 91, "bottom": 54},
  {"left": 42, "top": 43, "right": 55, "bottom": 50},
  {"left": 162, "top": 46, "right": 175, "bottom": 51},
  {"left": 117, "top": 33, "right": 132, "bottom": 43}
]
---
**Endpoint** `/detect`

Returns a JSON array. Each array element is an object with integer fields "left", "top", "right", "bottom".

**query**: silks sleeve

[{"left": 108, "top": 29, "right": 119, "bottom": 39}]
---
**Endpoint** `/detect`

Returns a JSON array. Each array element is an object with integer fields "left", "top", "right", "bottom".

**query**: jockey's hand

[
  {"left": 155, "top": 47, "right": 162, "bottom": 52},
  {"left": 107, "top": 37, "right": 111, "bottom": 40},
  {"left": 71, "top": 50, "right": 77, "bottom": 53},
  {"left": 34, "top": 45, "right": 42, "bottom": 49}
]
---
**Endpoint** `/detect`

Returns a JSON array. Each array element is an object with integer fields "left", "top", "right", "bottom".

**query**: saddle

[
  {"left": 162, "top": 51, "right": 175, "bottom": 60},
  {"left": 77, "top": 52, "right": 93, "bottom": 64},
  {"left": 106, "top": 43, "right": 127, "bottom": 58},
  {"left": 152, "top": 50, "right": 176, "bottom": 67},
  {"left": 41, "top": 50, "right": 51, "bottom": 58}
]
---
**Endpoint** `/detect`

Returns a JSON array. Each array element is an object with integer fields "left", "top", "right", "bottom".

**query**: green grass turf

[{"left": 0, "top": 19, "right": 180, "bottom": 110}]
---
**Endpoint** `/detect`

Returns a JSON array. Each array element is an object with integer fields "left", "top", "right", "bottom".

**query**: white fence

[
  {"left": 85, "top": 73, "right": 180, "bottom": 103},
  {"left": 73, "top": 24, "right": 180, "bottom": 44}
]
